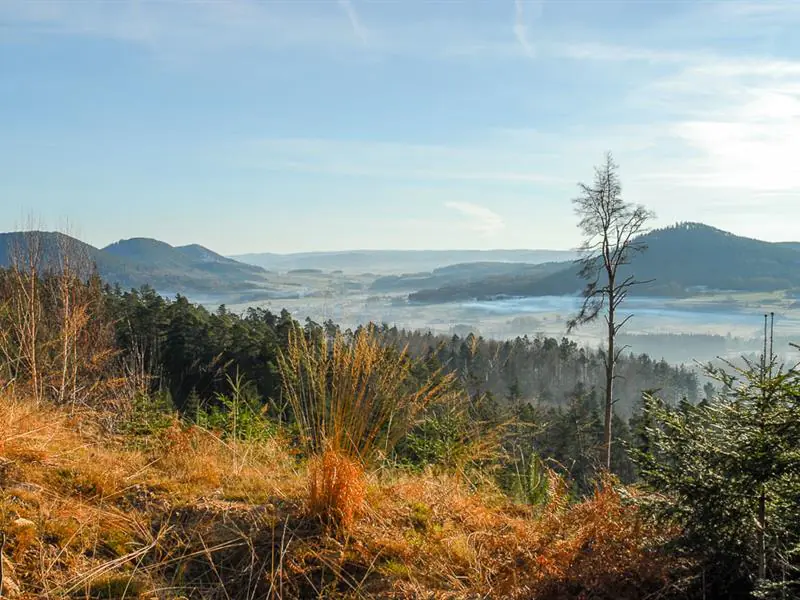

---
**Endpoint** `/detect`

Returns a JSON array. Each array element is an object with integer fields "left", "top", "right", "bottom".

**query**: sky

[{"left": 1, "top": 0, "right": 800, "bottom": 254}]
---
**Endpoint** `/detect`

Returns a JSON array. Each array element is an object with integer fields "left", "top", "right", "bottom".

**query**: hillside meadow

[{"left": 0, "top": 389, "right": 679, "bottom": 599}]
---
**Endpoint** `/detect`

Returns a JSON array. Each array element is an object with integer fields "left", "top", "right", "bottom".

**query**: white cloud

[
  {"left": 636, "top": 56, "right": 800, "bottom": 194},
  {"left": 0, "top": 0, "right": 370, "bottom": 57},
  {"left": 446, "top": 202, "right": 506, "bottom": 236},
  {"left": 0, "top": 0, "right": 536, "bottom": 63},
  {"left": 555, "top": 42, "right": 701, "bottom": 64}
]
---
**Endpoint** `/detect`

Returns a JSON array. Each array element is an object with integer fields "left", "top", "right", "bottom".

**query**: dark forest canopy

[
  {"left": 99, "top": 284, "right": 700, "bottom": 493},
  {"left": 104, "top": 285, "right": 699, "bottom": 419}
]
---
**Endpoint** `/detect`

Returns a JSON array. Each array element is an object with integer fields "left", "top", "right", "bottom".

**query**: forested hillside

[
  {"left": 0, "top": 231, "right": 269, "bottom": 293},
  {"left": 105, "top": 286, "right": 698, "bottom": 420},
  {"left": 370, "top": 260, "right": 566, "bottom": 292},
  {"left": 410, "top": 223, "right": 800, "bottom": 303}
]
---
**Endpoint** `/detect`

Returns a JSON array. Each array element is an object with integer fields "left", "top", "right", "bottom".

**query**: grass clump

[
  {"left": 308, "top": 449, "right": 366, "bottom": 531},
  {"left": 278, "top": 323, "right": 460, "bottom": 530},
  {"left": 278, "top": 323, "right": 460, "bottom": 461}
]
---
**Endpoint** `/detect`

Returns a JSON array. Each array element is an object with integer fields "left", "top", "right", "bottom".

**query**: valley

[
  {"left": 222, "top": 288, "right": 800, "bottom": 365},
  {"left": 3, "top": 223, "right": 800, "bottom": 366}
]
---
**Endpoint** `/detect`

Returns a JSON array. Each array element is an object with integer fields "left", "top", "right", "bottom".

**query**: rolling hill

[
  {"left": 0, "top": 231, "right": 127, "bottom": 275},
  {"left": 370, "top": 261, "right": 569, "bottom": 293},
  {"left": 232, "top": 249, "right": 578, "bottom": 274},
  {"left": 409, "top": 223, "right": 800, "bottom": 303},
  {"left": 0, "top": 231, "right": 269, "bottom": 294}
]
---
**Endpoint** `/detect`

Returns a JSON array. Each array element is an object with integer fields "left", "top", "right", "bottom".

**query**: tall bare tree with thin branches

[
  {"left": 0, "top": 221, "right": 117, "bottom": 406},
  {"left": 7, "top": 223, "right": 45, "bottom": 402},
  {"left": 567, "top": 152, "right": 654, "bottom": 470},
  {"left": 53, "top": 225, "right": 93, "bottom": 405}
]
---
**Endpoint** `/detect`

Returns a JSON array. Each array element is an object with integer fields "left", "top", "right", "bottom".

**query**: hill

[
  {"left": 410, "top": 223, "right": 800, "bottom": 303},
  {"left": 777, "top": 241, "right": 800, "bottom": 252},
  {"left": 0, "top": 231, "right": 269, "bottom": 294},
  {"left": 371, "top": 261, "right": 568, "bottom": 293},
  {"left": 102, "top": 237, "right": 268, "bottom": 291},
  {"left": 0, "top": 230, "right": 114, "bottom": 270},
  {"left": 232, "top": 249, "right": 578, "bottom": 274}
]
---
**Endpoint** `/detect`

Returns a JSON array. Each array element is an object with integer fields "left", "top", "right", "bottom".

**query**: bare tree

[
  {"left": 567, "top": 152, "right": 654, "bottom": 470},
  {"left": 0, "top": 221, "right": 117, "bottom": 407},
  {"left": 53, "top": 224, "right": 94, "bottom": 405},
  {"left": 7, "top": 222, "right": 46, "bottom": 402}
]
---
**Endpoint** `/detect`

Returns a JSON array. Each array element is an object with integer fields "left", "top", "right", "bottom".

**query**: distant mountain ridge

[
  {"left": 232, "top": 249, "right": 579, "bottom": 274},
  {"left": 4, "top": 223, "right": 795, "bottom": 302},
  {"left": 409, "top": 223, "right": 800, "bottom": 303},
  {"left": 0, "top": 231, "right": 268, "bottom": 294}
]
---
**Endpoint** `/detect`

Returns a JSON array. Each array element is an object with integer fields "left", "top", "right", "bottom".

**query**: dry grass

[
  {"left": 278, "top": 324, "right": 461, "bottom": 462},
  {"left": 0, "top": 390, "right": 682, "bottom": 599},
  {"left": 0, "top": 391, "right": 300, "bottom": 598},
  {"left": 356, "top": 471, "right": 677, "bottom": 599},
  {"left": 307, "top": 450, "right": 366, "bottom": 531},
  {"left": 278, "top": 324, "right": 464, "bottom": 535}
]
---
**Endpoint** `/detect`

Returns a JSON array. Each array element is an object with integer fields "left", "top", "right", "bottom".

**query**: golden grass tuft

[
  {"left": 278, "top": 323, "right": 461, "bottom": 462},
  {"left": 278, "top": 324, "right": 464, "bottom": 534},
  {"left": 308, "top": 449, "right": 366, "bottom": 531}
]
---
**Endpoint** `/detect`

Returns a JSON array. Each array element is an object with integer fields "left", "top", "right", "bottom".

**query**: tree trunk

[
  {"left": 758, "top": 485, "right": 766, "bottom": 581},
  {"left": 28, "top": 269, "right": 40, "bottom": 403},
  {"left": 604, "top": 310, "right": 614, "bottom": 471}
]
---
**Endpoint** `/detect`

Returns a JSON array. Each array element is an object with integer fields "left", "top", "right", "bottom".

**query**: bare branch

[{"left": 614, "top": 314, "right": 634, "bottom": 334}]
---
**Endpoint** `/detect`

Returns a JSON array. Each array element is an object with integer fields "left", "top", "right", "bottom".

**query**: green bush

[{"left": 191, "top": 371, "right": 275, "bottom": 441}]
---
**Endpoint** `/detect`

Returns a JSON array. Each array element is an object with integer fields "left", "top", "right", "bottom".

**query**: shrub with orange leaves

[
  {"left": 521, "top": 477, "right": 677, "bottom": 599},
  {"left": 362, "top": 470, "right": 680, "bottom": 599}
]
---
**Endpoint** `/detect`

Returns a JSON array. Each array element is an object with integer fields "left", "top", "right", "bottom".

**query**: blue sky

[{"left": 1, "top": 0, "right": 799, "bottom": 254}]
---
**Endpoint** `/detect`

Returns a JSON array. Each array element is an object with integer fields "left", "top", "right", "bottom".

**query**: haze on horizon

[{"left": 2, "top": 0, "right": 800, "bottom": 254}]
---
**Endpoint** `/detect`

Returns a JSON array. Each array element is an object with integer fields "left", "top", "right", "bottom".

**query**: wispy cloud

[
  {"left": 5, "top": 0, "right": 800, "bottom": 245},
  {"left": 513, "top": 0, "right": 536, "bottom": 58},
  {"left": 337, "top": 0, "right": 368, "bottom": 45},
  {"left": 244, "top": 137, "right": 564, "bottom": 186},
  {"left": 0, "top": 0, "right": 370, "bottom": 56},
  {"left": 707, "top": 1, "right": 800, "bottom": 21},
  {"left": 632, "top": 55, "right": 800, "bottom": 194},
  {"left": 446, "top": 202, "right": 505, "bottom": 236},
  {"left": 555, "top": 42, "right": 700, "bottom": 64}
]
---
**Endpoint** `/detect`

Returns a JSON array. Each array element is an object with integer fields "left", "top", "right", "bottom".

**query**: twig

[{"left": 1, "top": 531, "right": 5, "bottom": 599}]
